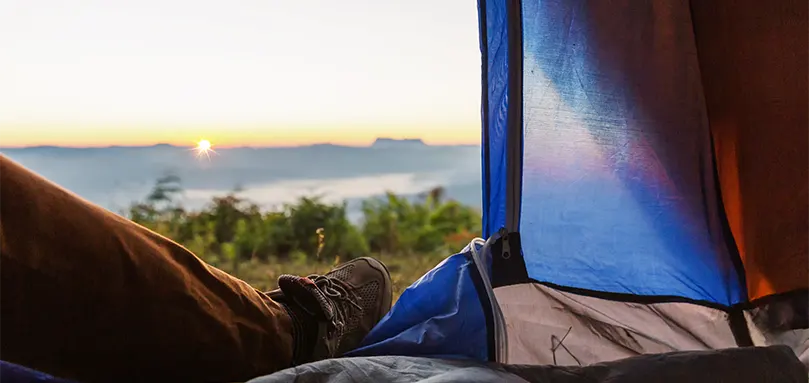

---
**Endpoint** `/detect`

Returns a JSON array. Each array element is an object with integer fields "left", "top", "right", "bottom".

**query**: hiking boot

[{"left": 269, "top": 257, "right": 392, "bottom": 364}]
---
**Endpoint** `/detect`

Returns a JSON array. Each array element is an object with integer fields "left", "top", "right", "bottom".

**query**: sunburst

[{"left": 191, "top": 139, "right": 217, "bottom": 160}]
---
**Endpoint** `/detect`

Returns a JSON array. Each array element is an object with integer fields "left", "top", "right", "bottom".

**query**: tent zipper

[
  {"left": 470, "top": 235, "right": 510, "bottom": 363},
  {"left": 504, "top": 0, "right": 523, "bottom": 234}
]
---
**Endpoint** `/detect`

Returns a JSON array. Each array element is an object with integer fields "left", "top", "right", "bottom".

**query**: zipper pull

[{"left": 499, "top": 227, "right": 511, "bottom": 259}]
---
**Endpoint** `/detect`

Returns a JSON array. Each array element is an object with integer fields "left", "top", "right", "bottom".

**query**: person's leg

[
  {"left": 0, "top": 154, "right": 296, "bottom": 382},
  {"left": 0, "top": 155, "right": 393, "bottom": 382}
]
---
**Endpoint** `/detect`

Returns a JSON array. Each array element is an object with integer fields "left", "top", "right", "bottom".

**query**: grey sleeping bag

[{"left": 250, "top": 345, "right": 807, "bottom": 383}]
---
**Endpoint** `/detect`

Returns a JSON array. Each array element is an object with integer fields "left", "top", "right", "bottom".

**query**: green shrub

[{"left": 127, "top": 177, "right": 480, "bottom": 297}]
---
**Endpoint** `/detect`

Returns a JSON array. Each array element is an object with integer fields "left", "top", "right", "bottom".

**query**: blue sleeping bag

[{"left": 0, "top": 361, "right": 75, "bottom": 383}]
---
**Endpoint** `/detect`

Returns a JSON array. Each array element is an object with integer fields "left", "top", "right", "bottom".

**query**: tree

[{"left": 146, "top": 174, "right": 182, "bottom": 205}]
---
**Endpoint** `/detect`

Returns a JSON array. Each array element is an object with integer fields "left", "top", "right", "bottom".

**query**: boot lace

[{"left": 308, "top": 274, "right": 363, "bottom": 339}]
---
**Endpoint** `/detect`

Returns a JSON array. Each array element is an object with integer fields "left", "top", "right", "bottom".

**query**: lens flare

[{"left": 191, "top": 139, "right": 216, "bottom": 160}]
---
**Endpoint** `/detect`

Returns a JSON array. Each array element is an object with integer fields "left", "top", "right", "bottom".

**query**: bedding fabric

[{"left": 250, "top": 345, "right": 806, "bottom": 383}]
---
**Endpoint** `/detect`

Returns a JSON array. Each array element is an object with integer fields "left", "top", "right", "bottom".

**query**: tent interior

[{"left": 1, "top": 0, "right": 807, "bottom": 382}]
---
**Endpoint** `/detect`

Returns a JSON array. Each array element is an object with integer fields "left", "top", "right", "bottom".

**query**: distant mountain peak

[
  {"left": 107, "top": 143, "right": 178, "bottom": 149},
  {"left": 371, "top": 138, "right": 426, "bottom": 148}
]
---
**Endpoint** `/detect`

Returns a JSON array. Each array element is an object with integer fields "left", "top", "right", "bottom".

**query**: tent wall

[
  {"left": 689, "top": 0, "right": 809, "bottom": 302},
  {"left": 495, "top": 283, "right": 737, "bottom": 365},
  {"left": 496, "top": 0, "right": 746, "bottom": 304},
  {"left": 480, "top": 0, "right": 511, "bottom": 238},
  {"left": 479, "top": 0, "right": 808, "bottom": 365},
  {"left": 690, "top": 2, "right": 809, "bottom": 363}
]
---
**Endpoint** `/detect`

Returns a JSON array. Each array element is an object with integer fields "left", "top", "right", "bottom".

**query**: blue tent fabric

[
  {"left": 480, "top": 0, "right": 510, "bottom": 238},
  {"left": 0, "top": 361, "right": 75, "bottom": 383},
  {"left": 348, "top": 252, "right": 489, "bottom": 361},
  {"left": 482, "top": 0, "right": 747, "bottom": 306}
]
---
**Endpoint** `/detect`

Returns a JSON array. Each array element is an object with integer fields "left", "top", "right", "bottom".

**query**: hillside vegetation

[{"left": 127, "top": 175, "right": 482, "bottom": 299}]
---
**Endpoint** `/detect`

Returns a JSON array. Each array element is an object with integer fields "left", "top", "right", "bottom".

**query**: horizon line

[{"left": 0, "top": 139, "right": 481, "bottom": 150}]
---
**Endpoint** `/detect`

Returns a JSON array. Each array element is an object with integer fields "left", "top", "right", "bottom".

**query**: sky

[{"left": 0, "top": 0, "right": 482, "bottom": 147}]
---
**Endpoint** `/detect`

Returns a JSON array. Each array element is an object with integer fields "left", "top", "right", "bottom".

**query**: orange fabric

[
  {"left": 691, "top": 0, "right": 809, "bottom": 300},
  {"left": 0, "top": 155, "right": 293, "bottom": 382}
]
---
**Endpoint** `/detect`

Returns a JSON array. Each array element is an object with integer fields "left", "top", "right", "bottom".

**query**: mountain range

[{"left": 0, "top": 139, "right": 482, "bottom": 218}]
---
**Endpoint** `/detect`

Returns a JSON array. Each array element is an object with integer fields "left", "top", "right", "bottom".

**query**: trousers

[{"left": 0, "top": 155, "right": 294, "bottom": 383}]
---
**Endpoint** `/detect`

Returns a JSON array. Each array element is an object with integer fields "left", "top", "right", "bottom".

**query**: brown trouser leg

[{"left": 0, "top": 155, "right": 293, "bottom": 383}]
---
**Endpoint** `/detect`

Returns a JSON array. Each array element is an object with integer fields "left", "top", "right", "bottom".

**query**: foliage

[
  {"left": 127, "top": 177, "right": 481, "bottom": 299},
  {"left": 360, "top": 188, "right": 480, "bottom": 255}
]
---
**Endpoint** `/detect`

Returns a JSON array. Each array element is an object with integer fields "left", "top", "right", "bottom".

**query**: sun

[
  {"left": 191, "top": 139, "right": 216, "bottom": 160},
  {"left": 198, "top": 139, "right": 211, "bottom": 151}
]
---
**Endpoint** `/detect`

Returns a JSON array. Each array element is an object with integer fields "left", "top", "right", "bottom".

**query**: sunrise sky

[{"left": 0, "top": 0, "right": 481, "bottom": 147}]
